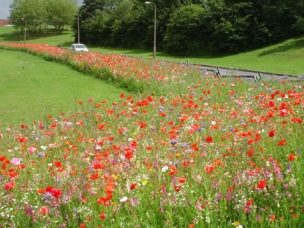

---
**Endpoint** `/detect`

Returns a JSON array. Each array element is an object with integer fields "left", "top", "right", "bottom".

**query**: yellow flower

[{"left": 233, "top": 221, "right": 240, "bottom": 226}]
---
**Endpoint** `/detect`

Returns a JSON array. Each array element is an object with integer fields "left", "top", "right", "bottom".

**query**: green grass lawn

[
  {"left": 0, "top": 49, "right": 128, "bottom": 126},
  {"left": 1, "top": 26, "right": 304, "bottom": 75}
]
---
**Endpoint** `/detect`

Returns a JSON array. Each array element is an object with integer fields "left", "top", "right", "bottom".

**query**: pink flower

[
  {"left": 28, "top": 146, "right": 37, "bottom": 154},
  {"left": 11, "top": 158, "right": 22, "bottom": 165}
]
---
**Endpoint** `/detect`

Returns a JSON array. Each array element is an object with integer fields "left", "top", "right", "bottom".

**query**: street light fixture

[
  {"left": 21, "top": 18, "right": 26, "bottom": 44},
  {"left": 145, "top": 1, "right": 156, "bottom": 60}
]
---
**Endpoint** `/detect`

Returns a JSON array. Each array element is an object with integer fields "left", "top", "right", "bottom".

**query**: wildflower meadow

[{"left": 0, "top": 43, "right": 303, "bottom": 228}]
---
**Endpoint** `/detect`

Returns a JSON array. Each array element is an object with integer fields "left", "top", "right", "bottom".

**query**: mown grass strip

[{"left": 0, "top": 49, "right": 128, "bottom": 126}]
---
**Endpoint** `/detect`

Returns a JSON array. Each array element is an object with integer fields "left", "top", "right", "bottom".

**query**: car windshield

[{"left": 75, "top": 44, "right": 86, "bottom": 49}]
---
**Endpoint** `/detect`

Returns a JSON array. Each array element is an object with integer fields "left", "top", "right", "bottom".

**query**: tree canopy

[
  {"left": 10, "top": 0, "right": 304, "bottom": 54},
  {"left": 73, "top": 0, "right": 304, "bottom": 54},
  {"left": 9, "top": 0, "right": 78, "bottom": 33}
]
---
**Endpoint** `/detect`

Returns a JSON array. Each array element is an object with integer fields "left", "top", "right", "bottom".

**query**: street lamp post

[
  {"left": 145, "top": 1, "right": 156, "bottom": 60},
  {"left": 21, "top": 18, "right": 26, "bottom": 44},
  {"left": 77, "top": 14, "right": 80, "bottom": 44}
]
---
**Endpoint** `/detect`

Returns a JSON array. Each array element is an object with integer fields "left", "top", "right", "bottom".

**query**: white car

[{"left": 70, "top": 43, "right": 89, "bottom": 52}]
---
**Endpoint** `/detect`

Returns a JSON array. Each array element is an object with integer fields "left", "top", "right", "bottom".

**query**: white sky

[{"left": 0, "top": 0, "right": 83, "bottom": 19}]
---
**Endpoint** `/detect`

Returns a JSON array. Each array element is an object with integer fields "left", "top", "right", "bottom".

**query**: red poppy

[
  {"left": 228, "top": 186, "right": 234, "bottom": 192},
  {"left": 246, "top": 199, "right": 253, "bottom": 206},
  {"left": 97, "top": 195, "right": 112, "bottom": 205},
  {"left": 89, "top": 174, "right": 99, "bottom": 180},
  {"left": 4, "top": 181, "right": 15, "bottom": 190},
  {"left": 130, "top": 141, "right": 138, "bottom": 148},
  {"left": 290, "top": 117, "right": 302, "bottom": 123},
  {"left": 279, "top": 109, "right": 288, "bottom": 117},
  {"left": 0, "top": 155, "right": 7, "bottom": 162},
  {"left": 174, "top": 185, "right": 182, "bottom": 192},
  {"left": 125, "top": 151, "right": 134, "bottom": 160},
  {"left": 40, "top": 206, "right": 48, "bottom": 215},
  {"left": 37, "top": 188, "right": 46, "bottom": 194},
  {"left": 268, "top": 100, "right": 275, "bottom": 107},
  {"left": 54, "top": 161, "right": 62, "bottom": 167},
  {"left": 130, "top": 183, "right": 137, "bottom": 190},
  {"left": 278, "top": 139, "right": 287, "bottom": 146},
  {"left": 257, "top": 180, "right": 267, "bottom": 189},
  {"left": 99, "top": 213, "right": 106, "bottom": 220},
  {"left": 168, "top": 166, "right": 178, "bottom": 176},
  {"left": 269, "top": 130, "right": 276, "bottom": 137},
  {"left": 205, "top": 165, "right": 213, "bottom": 173},
  {"left": 8, "top": 171, "right": 18, "bottom": 178},
  {"left": 269, "top": 214, "right": 276, "bottom": 221},
  {"left": 98, "top": 124, "right": 105, "bottom": 130},
  {"left": 51, "top": 189, "right": 62, "bottom": 198},
  {"left": 179, "top": 176, "right": 187, "bottom": 183},
  {"left": 93, "top": 163, "right": 104, "bottom": 170},
  {"left": 205, "top": 136, "right": 213, "bottom": 143},
  {"left": 159, "top": 112, "right": 166, "bottom": 117},
  {"left": 288, "top": 154, "right": 296, "bottom": 161},
  {"left": 247, "top": 138, "right": 255, "bottom": 144},
  {"left": 105, "top": 182, "right": 116, "bottom": 195},
  {"left": 18, "top": 137, "right": 27, "bottom": 142},
  {"left": 247, "top": 148, "right": 254, "bottom": 157},
  {"left": 20, "top": 124, "right": 28, "bottom": 129},
  {"left": 45, "top": 186, "right": 62, "bottom": 198}
]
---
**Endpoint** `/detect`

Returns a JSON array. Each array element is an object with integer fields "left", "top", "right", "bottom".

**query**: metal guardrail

[{"left": 194, "top": 64, "right": 304, "bottom": 82}]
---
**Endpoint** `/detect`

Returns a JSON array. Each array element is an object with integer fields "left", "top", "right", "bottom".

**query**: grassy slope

[
  {"left": 1, "top": 26, "right": 304, "bottom": 75},
  {"left": 89, "top": 37, "right": 304, "bottom": 76},
  {"left": 0, "top": 49, "right": 127, "bottom": 126}
]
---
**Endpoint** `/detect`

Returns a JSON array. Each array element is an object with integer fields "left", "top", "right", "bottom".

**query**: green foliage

[
  {"left": 74, "top": 0, "right": 304, "bottom": 55},
  {"left": 108, "top": 2, "right": 147, "bottom": 47},
  {"left": 81, "top": 9, "right": 107, "bottom": 44},
  {"left": 9, "top": 0, "right": 78, "bottom": 34},
  {"left": 10, "top": 0, "right": 48, "bottom": 32},
  {"left": 164, "top": 4, "right": 205, "bottom": 55},
  {"left": 45, "top": 0, "right": 78, "bottom": 33}
]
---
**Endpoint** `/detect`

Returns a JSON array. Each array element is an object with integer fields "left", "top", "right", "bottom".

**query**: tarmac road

[{"left": 192, "top": 64, "right": 304, "bottom": 82}]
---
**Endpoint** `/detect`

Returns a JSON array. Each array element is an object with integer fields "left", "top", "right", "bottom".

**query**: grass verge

[{"left": 0, "top": 49, "right": 128, "bottom": 126}]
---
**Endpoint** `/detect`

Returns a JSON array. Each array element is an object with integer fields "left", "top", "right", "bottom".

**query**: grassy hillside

[
  {"left": 0, "top": 49, "right": 127, "bottom": 126},
  {"left": 1, "top": 26, "right": 304, "bottom": 75}
]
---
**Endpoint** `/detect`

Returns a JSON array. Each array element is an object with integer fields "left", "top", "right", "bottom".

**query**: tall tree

[
  {"left": 75, "top": 0, "right": 120, "bottom": 43},
  {"left": 164, "top": 4, "right": 205, "bottom": 55},
  {"left": 10, "top": 0, "right": 78, "bottom": 33},
  {"left": 45, "top": 0, "right": 78, "bottom": 33},
  {"left": 9, "top": 0, "right": 48, "bottom": 32}
]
